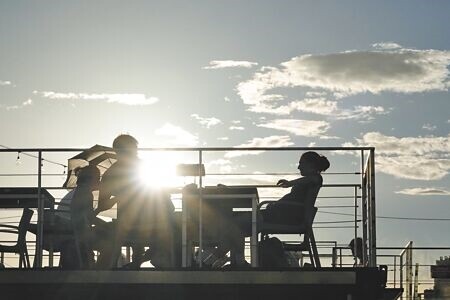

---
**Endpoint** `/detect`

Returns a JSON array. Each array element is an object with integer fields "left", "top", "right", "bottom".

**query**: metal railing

[{"left": 0, "top": 146, "right": 376, "bottom": 269}]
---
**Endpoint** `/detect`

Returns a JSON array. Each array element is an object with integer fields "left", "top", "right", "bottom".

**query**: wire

[
  {"left": 0, "top": 144, "right": 67, "bottom": 168},
  {"left": 319, "top": 210, "right": 450, "bottom": 221}
]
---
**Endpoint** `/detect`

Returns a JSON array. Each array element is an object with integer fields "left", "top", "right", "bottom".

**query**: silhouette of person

[
  {"left": 94, "top": 134, "right": 146, "bottom": 268},
  {"left": 230, "top": 151, "right": 330, "bottom": 266},
  {"left": 349, "top": 237, "right": 364, "bottom": 266},
  {"left": 70, "top": 165, "right": 100, "bottom": 269}
]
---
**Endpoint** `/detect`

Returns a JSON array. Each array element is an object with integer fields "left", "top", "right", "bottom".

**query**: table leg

[{"left": 251, "top": 196, "right": 258, "bottom": 267}]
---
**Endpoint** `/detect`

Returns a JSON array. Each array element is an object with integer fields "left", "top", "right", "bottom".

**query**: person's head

[
  {"left": 113, "top": 134, "right": 138, "bottom": 161},
  {"left": 297, "top": 151, "right": 330, "bottom": 176},
  {"left": 76, "top": 165, "right": 100, "bottom": 189}
]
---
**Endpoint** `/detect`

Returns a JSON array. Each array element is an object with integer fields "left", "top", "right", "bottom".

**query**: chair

[
  {"left": 257, "top": 201, "right": 321, "bottom": 268},
  {"left": 0, "top": 208, "right": 34, "bottom": 268}
]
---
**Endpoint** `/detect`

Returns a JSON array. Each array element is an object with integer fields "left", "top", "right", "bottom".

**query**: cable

[
  {"left": 0, "top": 145, "right": 67, "bottom": 168},
  {"left": 319, "top": 210, "right": 450, "bottom": 221}
]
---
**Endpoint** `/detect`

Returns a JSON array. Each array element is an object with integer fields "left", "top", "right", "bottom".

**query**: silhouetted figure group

[{"left": 61, "top": 134, "right": 330, "bottom": 269}]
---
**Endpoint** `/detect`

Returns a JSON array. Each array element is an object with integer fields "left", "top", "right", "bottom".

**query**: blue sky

[{"left": 0, "top": 0, "right": 449, "bottom": 267}]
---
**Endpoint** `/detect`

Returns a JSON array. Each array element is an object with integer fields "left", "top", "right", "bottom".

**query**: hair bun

[{"left": 319, "top": 155, "right": 330, "bottom": 172}]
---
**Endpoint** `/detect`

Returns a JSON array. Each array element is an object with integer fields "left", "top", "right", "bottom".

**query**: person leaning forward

[{"left": 94, "top": 134, "right": 146, "bottom": 268}]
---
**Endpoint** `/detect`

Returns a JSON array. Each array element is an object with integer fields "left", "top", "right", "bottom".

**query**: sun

[{"left": 137, "top": 151, "right": 184, "bottom": 188}]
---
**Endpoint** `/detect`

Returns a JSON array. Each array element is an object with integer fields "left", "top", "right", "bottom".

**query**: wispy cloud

[
  {"left": 225, "top": 135, "right": 293, "bottom": 158},
  {"left": 4, "top": 99, "right": 33, "bottom": 110},
  {"left": 0, "top": 80, "right": 12, "bottom": 86},
  {"left": 258, "top": 97, "right": 390, "bottom": 120},
  {"left": 422, "top": 123, "right": 437, "bottom": 131},
  {"left": 344, "top": 132, "right": 450, "bottom": 180},
  {"left": 258, "top": 119, "right": 332, "bottom": 138},
  {"left": 191, "top": 114, "right": 222, "bottom": 128},
  {"left": 396, "top": 187, "right": 450, "bottom": 196},
  {"left": 217, "top": 137, "right": 229, "bottom": 141},
  {"left": 229, "top": 126, "right": 245, "bottom": 131},
  {"left": 237, "top": 44, "right": 450, "bottom": 115},
  {"left": 154, "top": 123, "right": 198, "bottom": 146},
  {"left": 34, "top": 91, "right": 159, "bottom": 106},
  {"left": 372, "top": 42, "right": 402, "bottom": 50},
  {"left": 203, "top": 60, "right": 258, "bottom": 69}
]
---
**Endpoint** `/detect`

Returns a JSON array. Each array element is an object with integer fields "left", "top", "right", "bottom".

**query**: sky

[{"left": 0, "top": 0, "right": 449, "bottom": 272}]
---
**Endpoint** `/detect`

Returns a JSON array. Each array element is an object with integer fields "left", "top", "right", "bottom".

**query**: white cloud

[
  {"left": 225, "top": 135, "right": 294, "bottom": 158},
  {"left": 396, "top": 187, "right": 450, "bottom": 196},
  {"left": 203, "top": 60, "right": 258, "bottom": 69},
  {"left": 344, "top": 132, "right": 450, "bottom": 180},
  {"left": 237, "top": 45, "right": 450, "bottom": 114},
  {"left": 224, "top": 97, "right": 231, "bottom": 102},
  {"left": 372, "top": 42, "right": 402, "bottom": 50},
  {"left": 206, "top": 159, "right": 235, "bottom": 173},
  {"left": 154, "top": 123, "right": 198, "bottom": 146},
  {"left": 191, "top": 114, "right": 222, "bottom": 128},
  {"left": 4, "top": 99, "right": 33, "bottom": 110},
  {"left": 217, "top": 137, "right": 229, "bottom": 141},
  {"left": 34, "top": 91, "right": 159, "bottom": 106},
  {"left": 0, "top": 80, "right": 12, "bottom": 86},
  {"left": 229, "top": 126, "right": 245, "bottom": 130},
  {"left": 246, "top": 97, "right": 389, "bottom": 121},
  {"left": 422, "top": 123, "right": 437, "bottom": 131},
  {"left": 257, "top": 119, "right": 331, "bottom": 137}
]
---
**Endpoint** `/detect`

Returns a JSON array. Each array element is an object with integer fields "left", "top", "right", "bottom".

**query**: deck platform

[{"left": 0, "top": 267, "right": 391, "bottom": 300}]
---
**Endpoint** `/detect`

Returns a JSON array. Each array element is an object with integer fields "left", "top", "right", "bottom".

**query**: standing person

[{"left": 70, "top": 165, "right": 100, "bottom": 269}]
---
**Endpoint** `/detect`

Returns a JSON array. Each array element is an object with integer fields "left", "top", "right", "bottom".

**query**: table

[
  {"left": 181, "top": 186, "right": 259, "bottom": 267},
  {"left": 0, "top": 187, "right": 54, "bottom": 208}
]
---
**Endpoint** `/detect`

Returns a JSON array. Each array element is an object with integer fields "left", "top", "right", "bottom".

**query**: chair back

[
  {"left": 18, "top": 208, "right": 34, "bottom": 245},
  {"left": 301, "top": 183, "right": 321, "bottom": 226}
]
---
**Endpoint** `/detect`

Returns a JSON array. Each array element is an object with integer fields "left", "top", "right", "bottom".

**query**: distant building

[{"left": 424, "top": 256, "right": 450, "bottom": 299}]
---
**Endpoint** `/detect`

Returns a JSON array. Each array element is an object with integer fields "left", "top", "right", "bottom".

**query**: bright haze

[{"left": 0, "top": 1, "right": 449, "bottom": 259}]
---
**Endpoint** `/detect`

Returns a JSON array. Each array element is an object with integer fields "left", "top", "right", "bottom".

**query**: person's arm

[
  {"left": 276, "top": 177, "right": 303, "bottom": 188},
  {"left": 94, "top": 172, "right": 117, "bottom": 215}
]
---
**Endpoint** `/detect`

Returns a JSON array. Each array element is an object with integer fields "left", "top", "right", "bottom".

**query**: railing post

[
  {"left": 36, "top": 151, "right": 44, "bottom": 268},
  {"left": 361, "top": 150, "right": 368, "bottom": 266},
  {"left": 354, "top": 186, "right": 358, "bottom": 266},
  {"left": 198, "top": 150, "right": 203, "bottom": 268},
  {"left": 369, "top": 148, "right": 377, "bottom": 267}
]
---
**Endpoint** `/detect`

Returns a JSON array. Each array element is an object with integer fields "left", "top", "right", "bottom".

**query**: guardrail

[{"left": 0, "top": 146, "right": 376, "bottom": 268}]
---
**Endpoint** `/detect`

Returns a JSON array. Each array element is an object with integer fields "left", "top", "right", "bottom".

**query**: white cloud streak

[
  {"left": 257, "top": 119, "right": 331, "bottom": 138},
  {"left": 225, "top": 135, "right": 294, "bottom": 158},
  {"left": 203, "top": 60, "right": 258, "bottom": 69},
  {"left": 0, "top": 80, "right": 12, "bottom": 86},
  {"left": 396, "top": 187, "right": 450, "bottom": 196},
  {"left": 154, "top": 123, "right": 198, "bottom": 146},
  {"left": 34, "top": 91, "right": 159, "bottom": 106},
  {"left": 191, "top": 114, "right": 222, "bottom": 128},
  {"left": 344, "top": 132, "right": 450, "bottom": 180},
  {"left": 4, "top": 99, "right": 33, "bottom": 110}
]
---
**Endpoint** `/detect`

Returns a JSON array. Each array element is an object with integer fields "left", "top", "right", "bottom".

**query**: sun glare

[{"left": 138, "top": 152, "right": 183, "bottom": 188}]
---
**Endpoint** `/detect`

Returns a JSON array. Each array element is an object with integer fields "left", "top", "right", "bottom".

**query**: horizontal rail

[{"left": 0, "top": 146, "right": 375, "bottom": 152}]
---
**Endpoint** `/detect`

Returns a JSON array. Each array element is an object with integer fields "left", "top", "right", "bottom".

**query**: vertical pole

[
  {"left": 354, "top": 186, "right": 358, "bottom": 266},
  {"left": 361, "top": 150, "right": 368, "bottom": 266},
  {"left": 394, "top": 256, "right": 397, "bottom": 288},
  {"left": 198, "top": 150, "right": 203, "bottom": 268},
  {"left": 36, "top": 151, "right": 43, "bottom": 268},
  {"left": 369, "top": 148, "right": 377, "bottom": 267},
  {"left": 400, "top": 254, "right": 404, "bottom": 300}
]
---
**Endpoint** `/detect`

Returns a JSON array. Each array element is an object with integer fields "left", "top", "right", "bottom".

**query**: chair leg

[
  {"left": 309, "top": 231, "right": 321, "bottom": 268},
  {"left": 24, "top": 248, "right": 31, "bottom": 268}
]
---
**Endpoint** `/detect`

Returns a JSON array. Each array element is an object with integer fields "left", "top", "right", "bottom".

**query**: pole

[
  {"left": 36, "top": 151, "right": 44, "bottom": 268},
  {"left": 369, "top": 148, "right": 377, "bottom": 267},
  {"left": 198, "top": 150, "right": 203, "bottom": 268}
]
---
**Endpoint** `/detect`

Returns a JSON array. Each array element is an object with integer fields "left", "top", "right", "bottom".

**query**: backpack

[{"left": 259, "top": 237, "right": 289, "bottom": 268}]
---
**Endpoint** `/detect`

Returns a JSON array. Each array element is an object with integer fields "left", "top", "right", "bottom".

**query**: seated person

[
  {"left": 227, "top": 151, "right": 330, "bottom": 266},
  {"left": 70, "top": 165, "right": 101, "bottom": 269}
]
